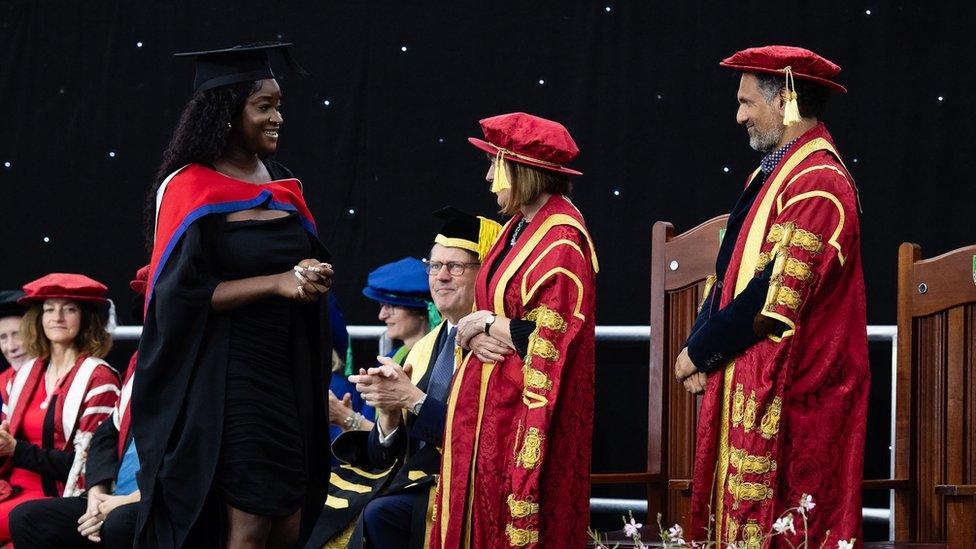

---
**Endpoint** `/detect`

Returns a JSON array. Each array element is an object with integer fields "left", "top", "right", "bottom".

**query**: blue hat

[{"left": 362, "top": 257, "right": 431, "bottom": 309}]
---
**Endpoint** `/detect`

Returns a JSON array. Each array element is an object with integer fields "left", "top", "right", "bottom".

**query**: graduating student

[
  {"left": 433, "top": 112, "right": 599, "bottom": 549},
  {"left": 132, "top": 43, "right": 333, "bottom": 548},
  {"left": 0, "top": 274, "right": 120, "bottom": 543},
  {"left": 10, "top": 266, "right": 149, "bottom": 548},
  {"left": 312, "top": 208, "right": 501, "bottom": 549}
]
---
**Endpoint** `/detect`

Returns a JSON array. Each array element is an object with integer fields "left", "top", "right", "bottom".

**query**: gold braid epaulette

[
  {"left": 525, "top": 305, "right": 568, "bottom": 332},
  {"left": 506, "top": 523, "right": 539, "bottom": 546},
  {"left": 506, "top": 494, "right": 539, "bottom": 518}
]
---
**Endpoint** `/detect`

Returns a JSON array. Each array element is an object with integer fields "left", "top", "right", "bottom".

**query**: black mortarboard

[
  {"left": 174, "top": 42, "right": 295, "bottom": 93},
  {"left": 0, "top": 290, "right": 26, "bottom": 318},
  {"left": 432, "top": 206, "right": 502, "bottom": 262}
]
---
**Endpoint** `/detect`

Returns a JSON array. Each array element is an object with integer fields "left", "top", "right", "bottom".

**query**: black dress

[{"left": 214, "top": 212, "right": 309, "bottom": 516}]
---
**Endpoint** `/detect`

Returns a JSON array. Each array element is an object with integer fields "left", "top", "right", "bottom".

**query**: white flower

[
  {"left": 623, "top": 517, "right": 642, "bottom": 538},
  {"left": 668, "top": 524, "right": 684, "bottom": 541},
  {"left": 799, "top": 493, "right": 816, "bottom": 512},
  {"left": 837, "top": 540, "right": 855, "bottom": 549},
  {"left": 772, "top": 514, "right": 796, "bottom": 535}
]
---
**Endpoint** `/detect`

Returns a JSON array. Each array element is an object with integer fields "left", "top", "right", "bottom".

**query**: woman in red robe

[
  {"left": 432, "top": 112, "right": 599, "bottom": 548},
  {"left": 0, "top": 273, "right": 120, "bottom": 542}
]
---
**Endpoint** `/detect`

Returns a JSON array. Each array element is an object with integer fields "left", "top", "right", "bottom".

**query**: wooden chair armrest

[
  {"left": 935, "top": 484, "right": 976, "bottom": 496},
  {"left": 668, "top": 479, "right": 692, "bottom": 492}
]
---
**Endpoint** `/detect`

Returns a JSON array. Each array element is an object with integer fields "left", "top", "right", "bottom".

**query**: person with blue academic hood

[{"left": 328, "top": 257, "right": 437, "bottom": 439}]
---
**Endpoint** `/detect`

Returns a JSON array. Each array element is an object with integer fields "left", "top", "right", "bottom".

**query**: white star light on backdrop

[
  {"left": 42, "top": 237, "right": 51, "bottom": 243},
  {"left": 400, "top": 45, "right": 408, "bottom": 52},
  {"left": 612, "top": 189, "right": 621, "bottom": 197},
  {"left": 348, "top": 208, "right": 356, "bottom": 215},
  {"left": 723, "top": 166, "right": 730, "bottom": 173},
  {"left": 136, "top": 41, "right": 143, "bottom": 48},
  {"left": 322, "top": 99, "right": 331, "bottom": 107},
  {"left": 937, "top": 96, "right": 944, "bottom": 102},
  {"left": 865, "top": 9, "right": 872, "bottom": 15},
  {"left": 538, "top": 79, "right": 545, "bottom": 86},
  {"left": 108, "top": 151, "right": 116, "bottom": 158},
  {"left": 2, "top": 161, "right": 10, "bottom": 168}
]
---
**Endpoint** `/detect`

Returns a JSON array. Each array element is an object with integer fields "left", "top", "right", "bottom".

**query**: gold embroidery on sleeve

[
  {"left": 525, "top": 305, "right": 568, "bottom": 333},
  {"left": 742, "top": 520, "right": 763, "bottom": 549},
  {"left": 742, "top": 390, "right": 757, "bottom": 432},
  {"left": 790, "top": 227, "right": 824, "bottom": 253},
  {"left": 530, "top": 337, "right": 559, "bottom": 361},
  {"left": 505, "top": 524, "right": 539, "bottom": 546},
  {"left": 783, "top": 257, "right": 813, "bottom": 281},
  {"left": 754, "top": 252, "right": 772, "bottom": 272},
  {"left": 772, "top": 287, "right": 803, "bottom": 312},
  {"left": 506, "top": 495, "right": 539, "bottom": 518},
  {"left": 728, "top": 473, "right": 774, "bottom": 509},
  {"left": 729, "top": 446, "right": 778, "bottom": 475},
  {"left": 524, "top": 368, "right": 553, "bottom": 391},
  {"left": 725, "top": 516, "right": 739, "bottom": 544},
  {"left": 731, "top": 384, "right": 745, "bottom": 427},
  {"left": 515, "top": 427, "right": 543, "bottom": 469},
  {"left": 760, "top": 397, "right": 783, "bottom": 440}
]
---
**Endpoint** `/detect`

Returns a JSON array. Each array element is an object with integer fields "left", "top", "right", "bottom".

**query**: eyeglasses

[{"left": 423, "top": 259, "right": 481, "bottom": 276}]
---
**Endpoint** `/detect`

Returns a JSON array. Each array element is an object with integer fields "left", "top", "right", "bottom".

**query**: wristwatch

[
  {"left": 484, "top": 313, "right": 497, "bottom": 335},
  {"left": 409, "top": 394, "right": 427, "bottom": 415}
]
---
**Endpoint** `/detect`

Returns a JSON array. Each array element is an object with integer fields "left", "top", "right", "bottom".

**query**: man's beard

[{"left": 748, "top": 123, "right": 785, "bottom": 152}]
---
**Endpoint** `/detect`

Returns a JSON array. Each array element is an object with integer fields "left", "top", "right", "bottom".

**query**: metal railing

[{"left": 110, "top": 324, "right": 898, "bottom": 533}]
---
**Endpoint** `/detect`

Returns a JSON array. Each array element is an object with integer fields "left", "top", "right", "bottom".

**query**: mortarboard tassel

[
  {"left": 490, "top": 150, "right": 512, "bottom": 193},
  {"left": 782, "top": 66, "right": 802, "bottom": 127},
  {"left": 476, "top": 217, "right": 503, "bottom": 261}
]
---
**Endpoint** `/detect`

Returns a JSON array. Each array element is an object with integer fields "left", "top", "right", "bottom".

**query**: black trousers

[
  {"left": 362, "top": 491, "right": 426, "bottom": 549},
  {"left": 9, "top": 496, "right": 137, "bottom": 549}
]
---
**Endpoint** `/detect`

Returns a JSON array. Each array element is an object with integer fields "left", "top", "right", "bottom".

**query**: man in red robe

[{"left": 673, "top": 46, "right": 869, "bottom": 546}]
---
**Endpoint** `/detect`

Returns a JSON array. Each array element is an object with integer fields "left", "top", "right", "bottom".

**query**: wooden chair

[
  {"left": 895, "top": 242, "right": 976, "bottom": 547},
  {"left": 589, "top": 216, "right": 727, "bottom": 527}
]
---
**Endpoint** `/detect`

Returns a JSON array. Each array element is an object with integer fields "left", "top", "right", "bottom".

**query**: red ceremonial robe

[
  {"left": 431, "top": 194, "right": 599, "bottom": 549},
  {"left": 0, "top": 355, "right": 120, "bottom": 495},
  {"left": 690, "top": 124, "right": 869, "bottom": 546}
]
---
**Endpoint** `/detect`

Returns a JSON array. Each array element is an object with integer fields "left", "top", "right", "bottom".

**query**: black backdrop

[
  {"left": 2, "top": 1, "right": 974, "bottom": 533},
  {"left": 1, "top": 1, "right": 973, "bottom": 325}
]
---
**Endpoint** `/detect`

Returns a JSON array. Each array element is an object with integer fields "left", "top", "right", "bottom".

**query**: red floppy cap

[
  {"left": 19, "top": 273, "right": 109, "bottom": 305},
  {"left": 720, "top": 45, "right": 847, "bottom": 94},
  {"left": 129, "top": 265, "right": 150, "bottom": 295},
  {"left": 468, "top": 112, "right": 583, "bottom": 176}
]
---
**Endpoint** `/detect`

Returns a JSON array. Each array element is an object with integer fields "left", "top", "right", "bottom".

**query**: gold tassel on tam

[
  {"left": 476, "top": 216, "right": 503, "bottom": 261},
  {"left": 490, "top": 150, "right": 512, "bottom": 193},
  {"left": 782, "top": 66, "right": 802, "bottom": 126}
]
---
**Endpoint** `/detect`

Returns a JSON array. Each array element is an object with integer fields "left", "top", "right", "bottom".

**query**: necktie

[{"left": 426, "top": 327, "right": 457, "bottom": 405}]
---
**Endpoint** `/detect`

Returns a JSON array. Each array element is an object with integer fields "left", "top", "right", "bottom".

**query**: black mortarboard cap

[
  {"left": 174, "top": 42, "right": 295, "bottom": 93},
  {"left": 432, "top": 206, "right": 502, "bottom": 261},
  {"left": 0, "top": 290, "right": 26, "bottom": 318}
]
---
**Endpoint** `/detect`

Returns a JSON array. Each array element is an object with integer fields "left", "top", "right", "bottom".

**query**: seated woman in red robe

[
  {"left": 0, "top": 273, "right": 121, "bottom": 543},
  {"left": 433, "top": 112, "right": 599, "bottom": 548}
]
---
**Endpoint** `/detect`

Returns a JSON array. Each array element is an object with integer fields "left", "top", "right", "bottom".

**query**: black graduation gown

[{"left": 132, "top": 161, "right": 332, "bottom": 548}]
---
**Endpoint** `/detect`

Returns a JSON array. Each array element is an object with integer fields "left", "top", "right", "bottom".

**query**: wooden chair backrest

[
  {"left": 896, "top": 242, "right": 976, "bottom": 546},
  {"left": 651, "top": 215, "right": 728, "bottom": 526}
]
